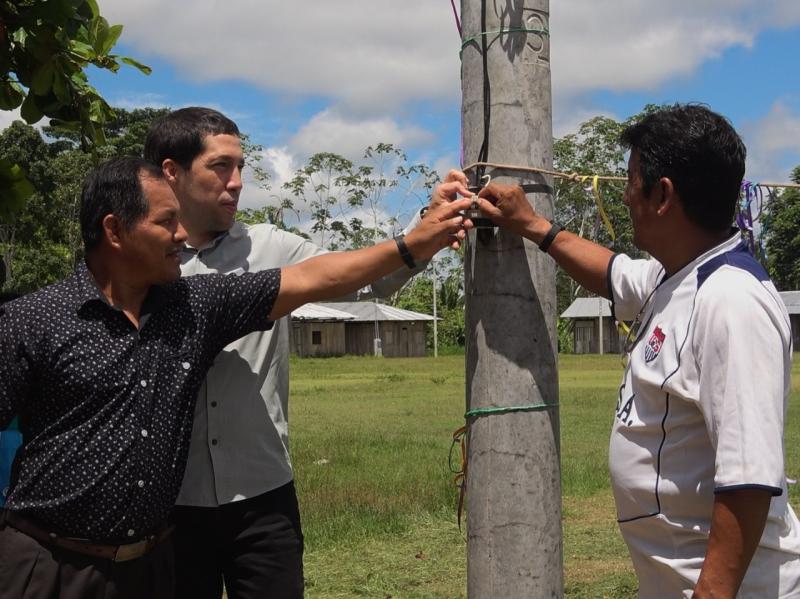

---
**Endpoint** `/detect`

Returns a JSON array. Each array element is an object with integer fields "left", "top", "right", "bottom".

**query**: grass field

[{"left": 288, "top": 353, "right": 800, "bottom": 598}]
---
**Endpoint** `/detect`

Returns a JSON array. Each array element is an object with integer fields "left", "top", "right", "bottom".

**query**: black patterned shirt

[{"left": 0, "top": 262, "right": 280, "bottom": 543}]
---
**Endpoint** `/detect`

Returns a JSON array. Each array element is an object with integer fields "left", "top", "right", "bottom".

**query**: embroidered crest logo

[{"left": 644, "top": 326, "right": 665, "bottom": 363}]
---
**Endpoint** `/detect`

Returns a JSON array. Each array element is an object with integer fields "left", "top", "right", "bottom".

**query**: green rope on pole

[
  {"left": 464, "top": 402, "right": 558, "bottom": 419},
  {"left": 460, "top": 27, "right": 550, "bottom": 53}
]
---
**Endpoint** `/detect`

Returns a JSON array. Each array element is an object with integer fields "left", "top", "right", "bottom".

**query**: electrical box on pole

[{"left": 461, "top": 1, "right": 562, "bottom": 597}]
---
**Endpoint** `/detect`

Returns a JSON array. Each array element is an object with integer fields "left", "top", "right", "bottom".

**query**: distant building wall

[
  {"left": 291, "top": 322, "right": 346, "bottom": 357},
  {"left": 344, "top": 322, "right": 428, "bottom": 357},
  {"left": 572, "top": 316, "right": 624, "bottom": 354},
  {"left": 291, "top": 321, "right": 429, "bottom": 357}
]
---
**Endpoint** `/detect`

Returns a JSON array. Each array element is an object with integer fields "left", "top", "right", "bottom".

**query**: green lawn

[{"left": 288, "top": 353, "right": 800, "bottom": 598}]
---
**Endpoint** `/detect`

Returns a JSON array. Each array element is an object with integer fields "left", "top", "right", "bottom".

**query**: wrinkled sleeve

[
  {"left": 692, "top": 272, "right": 790, "bottom": 495},
  {"left": 608, "top": 253, "right": 664, "bottom": 322}
]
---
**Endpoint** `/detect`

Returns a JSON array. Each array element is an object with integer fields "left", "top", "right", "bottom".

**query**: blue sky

[{"left": 4, "top": 1, "right": 800, "bottom": 214}]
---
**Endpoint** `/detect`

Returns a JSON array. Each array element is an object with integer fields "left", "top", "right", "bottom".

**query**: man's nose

[
  {"left": 175, "top": 221, "right": 189, "bottom": 242},
  {"left": 228, "top": 167, "right": 243, "bottom": 192}
]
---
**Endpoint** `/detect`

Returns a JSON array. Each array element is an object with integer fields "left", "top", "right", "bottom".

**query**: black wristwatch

[
  {"left": 394, "top": 234, "right": 416, "bottom": 269},
  {"left": 538, "top": 223, "right": 562, "bottom": 254}
]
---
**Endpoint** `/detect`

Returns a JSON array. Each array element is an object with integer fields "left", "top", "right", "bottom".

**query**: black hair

[
  {"left": 620, "top": 104, "right": 746, "bottom": 232},
  {"left": 144, "top": 106, "right": 240, "bottom": 169},
  {"left": 80, "top": 156, "right": 164, "bottom": 252}
]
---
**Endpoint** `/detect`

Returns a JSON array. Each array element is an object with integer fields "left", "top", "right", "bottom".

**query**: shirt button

[
  {"left": 140, "top": 380, "right": 148, "bottom": 387},
  {"left": 211, "top": 401, "right": 218, "bottom": 408},
  {"left": 211, "top": 439, "right": 218, "bottom": 446},
  {"left": 141, "top": 429, "right": 149, "bottom": 438},
  {"left": 127, "top": 529, "right": 135, "bottom": 537},
  {"left": 182, "top": 362, "right": 191, "bottom": 370},
  {"left": 137, "top": 480, "right": 145, "bottom": 488}
]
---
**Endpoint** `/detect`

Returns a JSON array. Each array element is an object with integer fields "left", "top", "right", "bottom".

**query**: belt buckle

[{"left": 113, "top": 538, "right": 149, "bottom": 562}]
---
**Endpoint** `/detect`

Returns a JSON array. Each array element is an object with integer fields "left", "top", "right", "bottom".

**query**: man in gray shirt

[{"left": 144, "top": 107, "right": 471, "bottom": 598}]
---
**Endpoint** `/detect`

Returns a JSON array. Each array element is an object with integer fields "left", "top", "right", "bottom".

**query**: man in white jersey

[
  {"left": 474, "top": 104, "right": 800, "bottom": 598},
  {"left": 144, "top": 107, "right": 471, "bottom": 598}
]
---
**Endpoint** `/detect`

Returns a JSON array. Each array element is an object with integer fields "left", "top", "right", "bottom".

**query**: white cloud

[
  {"left": 287, "top": 109, "right": 433, "bottom": 161},
  {"left": 741, "top": 101, "right": 800, "bottom": 183},
  {"left": 101, "top": 0, "right": 460, "bottom": 111},
  {"left": 109, "top": 93, "right": 170, "bottom": 111},
  {"left": 553, "top": 102, "right": 619, "bottom": 140},
  {"left": 100, "top": 0, "right": 800, "bottom": 111},
  {"left": 234, "top": 109, "right": 440, "bottom": 215},
  {"left": 261, "top": 147, "right": 296, "bottom": 188}
]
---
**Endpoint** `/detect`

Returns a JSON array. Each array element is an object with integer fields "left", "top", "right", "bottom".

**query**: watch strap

[
  {"left": 394, "top": 234, "right": 416, "bottom": 269},
  {"left": 538, "top": 222, "right": 562, "bottom": 254}
]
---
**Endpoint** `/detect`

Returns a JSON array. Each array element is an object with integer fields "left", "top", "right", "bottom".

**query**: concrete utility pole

[{"left": 461, "top": 1, "right": 562, "bottom": 597}]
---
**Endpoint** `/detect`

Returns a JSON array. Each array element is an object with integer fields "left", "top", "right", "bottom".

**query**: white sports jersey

[{"left": 609, "top": 233, "right": 800, "bottom": 598}]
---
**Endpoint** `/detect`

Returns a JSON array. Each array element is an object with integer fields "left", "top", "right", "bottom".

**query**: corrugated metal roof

[
  {"left": 780, "top": 291, "right": 800, "bottom": 314},
  {"left": 562, "top": 291, "right": 800, "bottom": 318},
  {"left": 314, "top": 301, "right": 436, "bottom": 322},
  {"left": 291, "top": 303, "right": 355, "bottom": 321},
  {"left": 561, "top": 297, "right": 613, "bottom": 319}
]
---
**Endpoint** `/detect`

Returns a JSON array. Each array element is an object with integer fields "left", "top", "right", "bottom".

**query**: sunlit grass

[{"left": 285, "top": 353, "right": 800, "bottom": 598}]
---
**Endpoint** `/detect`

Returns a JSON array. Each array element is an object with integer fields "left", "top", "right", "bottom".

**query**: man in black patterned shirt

[{"left": 0, "top": 156, "right": 472, "bottom": 598}]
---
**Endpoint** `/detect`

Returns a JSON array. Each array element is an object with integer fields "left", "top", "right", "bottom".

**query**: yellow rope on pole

[
  {"left": 462, "top": 161, "right": 626, "bottom": 182},
  {"left": 592, "top": 174, "right": 616, "bottom": 242}
]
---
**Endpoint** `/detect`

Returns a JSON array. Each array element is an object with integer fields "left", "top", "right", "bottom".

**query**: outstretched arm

[
  {"left": 269, "top": 198, "right": 474, "bottom": 320},
  {"left": 476, "top": 183, "right": 615, "bottom": 298},
  {"left": 354, "top": 169, "right": 473, "bottom": 299}
]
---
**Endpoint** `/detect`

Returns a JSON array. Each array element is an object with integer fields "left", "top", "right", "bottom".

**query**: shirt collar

[
  {"left": 182, "top": 222, "right": 247, "bottom": 256},
  {"left": 71, "top": 260, "right": 177, "bottom": 314},
  {"left": 664, "top": 229, "right": 744, "bottom": 285},
  {"left": 71, "top": 261, "right": 109, "bottom": 310}
]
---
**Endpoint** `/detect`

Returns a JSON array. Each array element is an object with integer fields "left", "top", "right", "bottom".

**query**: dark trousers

[
  {"left": 172, "top": 481, "right": 304, "bottom": 599},
  {"left": 0, "top": 524, "right": 175, "bottom": 599}
]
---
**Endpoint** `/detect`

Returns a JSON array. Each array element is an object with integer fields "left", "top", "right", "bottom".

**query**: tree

[
  {"left": 0, "top": 0, "right": 149, "bottom": 218},
  {"left": 282, "top": 152, "right": 360, "bottom": 250},
  {"left": 550, "top": 109, "right": 665, "bottom": 352},
  {"left": 765, "top": 166, "right": 800, "bottom": 291},
  {"left": 553, "top": 114, "right": 644, "bottom": 315},
  {"left": 393, "top": 252, "right": 465, "bottom": 350},
  {"left": 0, "top": 108, "right": 168, "bottom": 292},
  {"left": 280, "top": 146, "right": 439, "bottom": 251}
]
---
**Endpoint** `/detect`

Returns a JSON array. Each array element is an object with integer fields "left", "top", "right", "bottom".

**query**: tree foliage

[
  {"left": 393, "top": 253, "right": 465, "bottom": 350},
  {"left": 281, "top": 145, "right": 439, "bottom": 251},
  {"left": 551, "top": 109, "right": 665, "bottom": 321},
  {"left": 0, "top": 108, "right": 168, "bottom": 291},
  {"left": 765, "top": 166, "right": 800, "bottom": 291},
  {"left": 0, "top": 0, "right": 149, "bottom": 220}
]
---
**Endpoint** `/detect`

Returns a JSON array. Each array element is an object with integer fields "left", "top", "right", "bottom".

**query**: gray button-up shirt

[{"left": 176, "top": 218, "right": 424, "bottom": 506}]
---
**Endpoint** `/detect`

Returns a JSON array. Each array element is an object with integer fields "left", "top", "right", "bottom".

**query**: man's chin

[{"left": 155, "top": 266, "right": 181, "bottom": 285}]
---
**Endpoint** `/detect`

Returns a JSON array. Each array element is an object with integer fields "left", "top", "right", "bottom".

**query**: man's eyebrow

[{"left": 206, "top": 153, "right": 243, "bottom": 163}]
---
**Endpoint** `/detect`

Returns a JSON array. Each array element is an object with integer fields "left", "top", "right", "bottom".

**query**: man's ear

[
  {"left": 101, "top": 214, "right": 125, "bottom": 250},
  {"left": 161, "top": 158, "right": 181, "bottom": 184},
  {"left": 655, "top": 177, "right": 678, "bottom": 217}
]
